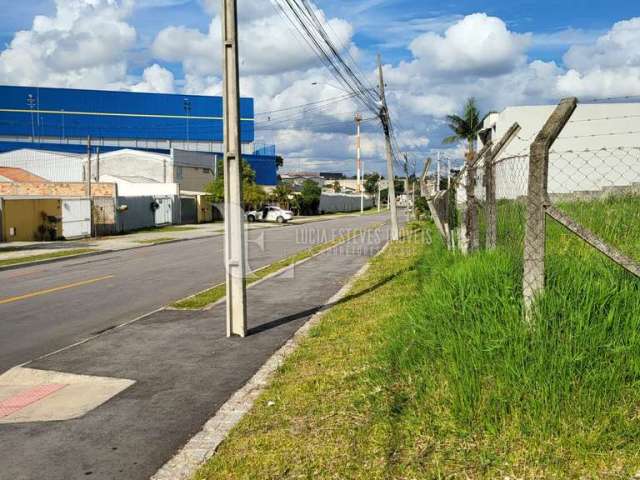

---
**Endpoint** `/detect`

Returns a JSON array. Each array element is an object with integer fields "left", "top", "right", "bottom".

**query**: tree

[
  {"left": 275, "top": 155, "right": 284, "bottom": 169},
  {"left": 270, "top": 183, "right": 293, "bottom": 209},
  {"left": 299, "top": 179, "right": 321, "bottom": 215},
  {"left": 205, "top": 158, "right": 266, "bottom": 209},
  {"left": 443, "top": 97, "right": 487, "bottom": 251},
  {"left": 394, "top": 178, "right": 405, "bottom": 194},
  {"left": 332, "top": 180, "right": 342, "bottom": 193},
  {"left": 364, "top": 172, "right": 380, "bottom": 195},
  {"left": 443, "top": 97, "right": 485, "bottom": 160}
]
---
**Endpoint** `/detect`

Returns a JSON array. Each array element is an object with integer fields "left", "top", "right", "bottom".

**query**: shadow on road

[{"left": 248, "top": 266, "right": 414, "bottom": 336}]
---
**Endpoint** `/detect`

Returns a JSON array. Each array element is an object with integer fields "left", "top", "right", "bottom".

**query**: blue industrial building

[{"left": 0, "top": 85, "right": 277, "bottom": 185}]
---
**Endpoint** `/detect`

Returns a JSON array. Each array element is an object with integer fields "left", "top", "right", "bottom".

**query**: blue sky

[
  {"left": 1, "top": 0, "right": 633, "bottom": 79},
  {"left": 0, "top": 0, "right": 639, "bottom": 173}
]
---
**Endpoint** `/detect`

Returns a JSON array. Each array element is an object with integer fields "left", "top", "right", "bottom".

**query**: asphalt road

[
  {"left": 0, "top": 221, "right": 394, "bottom": 480},
  {"left": 0, "top": 213, "right": 390, "bottom": 373}
]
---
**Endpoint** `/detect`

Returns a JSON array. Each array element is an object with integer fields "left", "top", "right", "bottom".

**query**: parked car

[{"left": 246, "top": 206, "right": 293, "bottom": 223}]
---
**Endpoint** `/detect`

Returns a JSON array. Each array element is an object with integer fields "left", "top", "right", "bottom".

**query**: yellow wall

[
  {"left": 2, "top": 199, "right": 61, "bottom": 242},
  {"left": 196, "top": 195, "right": 214, "bottom": 223}
]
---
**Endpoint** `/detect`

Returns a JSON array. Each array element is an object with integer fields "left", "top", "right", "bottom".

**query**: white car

[{"left": 246, "top": 206, "right": 293, "bottom": 224}]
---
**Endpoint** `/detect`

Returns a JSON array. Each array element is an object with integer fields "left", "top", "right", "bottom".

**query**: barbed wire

[
  {"left": 558, "top": 130, "right": 640, "bottom": 140},
  {"left": 568, "top": 114, "right": 640, "bottom": 124}
]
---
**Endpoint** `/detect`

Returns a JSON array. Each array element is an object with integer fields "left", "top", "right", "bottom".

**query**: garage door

[{"left": 62, "top": 198, "right": 91, "bottom": 239}]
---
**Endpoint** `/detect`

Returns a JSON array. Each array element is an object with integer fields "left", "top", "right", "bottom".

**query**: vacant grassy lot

[{"left": 197, "top": 197, "right": 640, "bottom": 479}]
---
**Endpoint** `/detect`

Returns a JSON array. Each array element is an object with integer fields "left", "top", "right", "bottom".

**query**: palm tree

[
  {"left": 442, "top": 97, "right": 486, "bottom": 252},
  {"left": 270, "top": 183, "right": 293, "bottom": 209},
  {"left": 442, "top": 97, "right": 484, "bottom": 161}
]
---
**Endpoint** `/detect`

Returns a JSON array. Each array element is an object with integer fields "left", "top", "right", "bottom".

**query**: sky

[{"left": 0, "top": 0, "right": 639, "bottom": 174}]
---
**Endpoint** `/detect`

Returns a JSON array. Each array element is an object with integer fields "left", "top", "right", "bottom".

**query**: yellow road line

[{"left": 0, "top": 275, "right": 114, "bottom": 305}]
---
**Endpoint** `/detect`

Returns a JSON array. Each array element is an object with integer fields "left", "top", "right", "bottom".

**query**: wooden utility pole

[
  {"left": 222, "top": 0, "right": 248, "bottom": 337},
  {"left": 377, "top": 54, "right": 399, "bottom": 240}
]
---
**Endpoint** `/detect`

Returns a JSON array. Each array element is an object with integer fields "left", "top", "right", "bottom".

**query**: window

[{"left": 176, "top": 166, "right": 183, "bottom": 180}]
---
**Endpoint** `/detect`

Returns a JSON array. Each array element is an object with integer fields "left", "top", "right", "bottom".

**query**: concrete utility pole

[
  {"left": 222, "top": 0, "right": 248, "bottom": 337},
  {"left": 436, "top": 151, "right": 441, "bottom": 192},
  {"left": 377, "top": 54, "right": 399, "bottom": 240},
  {"left": 87, "top": 137, "right": 94, "bottom": 237},
  {"left": 86, "top": 137, "right": 92, "bottom": 198},
  {"left": 355, "top": 113, "right": 362, "bottom": 192},
  {"left": 360, "top": 161, "right": 365, "bottom": 214},
  {"left": 377, "top": 178, "right": 381, "bottom": 212}
]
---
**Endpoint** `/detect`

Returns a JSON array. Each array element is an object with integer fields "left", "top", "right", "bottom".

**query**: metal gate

[
  {"left": 62, "top": 198, "right": 91, "bottom": 239},
  {"left": 154, "top": 197, "right": 172, "bottom": 226},
  {"left": 180, "top": 197, "right": 197, "bottom": 224}
]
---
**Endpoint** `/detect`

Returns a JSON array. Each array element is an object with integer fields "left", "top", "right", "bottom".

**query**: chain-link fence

[
  {"left": 428, "top": 97, "right": 640, "bottom": 312},
  {"left": 548, "top": 147, "right": 640, "bottom": 264}
]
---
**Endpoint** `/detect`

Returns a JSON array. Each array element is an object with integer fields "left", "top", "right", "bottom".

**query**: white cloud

[
  {"left": 555, "top": 17, "right": 640, "bottom": 98},
  {"left": 563, "top": 18, "right": 640, "bottom": 71},
  {"left": 131, "top": 64, "right": 176, "bottom": 93},
  {"left": 152, "top": 3, "right": 353, "bottom": 78},
  {"left": 0, "top": 0, "right": 137, "bottom": 89},
  {"left": 408, "top": 13, "right": 531, "bottom": 77}
]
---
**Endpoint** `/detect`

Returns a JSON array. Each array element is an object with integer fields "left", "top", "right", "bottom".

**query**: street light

[
  {"left": 27, "top": 94, "right": 36, "bottom": 142},
  {"left": 183, "top": 97, "right": 192, "bottom": 147}
]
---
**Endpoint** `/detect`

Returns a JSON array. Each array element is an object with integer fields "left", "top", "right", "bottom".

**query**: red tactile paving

[{"left": 0, "top": 384, "right": 66, "bottom": 419}]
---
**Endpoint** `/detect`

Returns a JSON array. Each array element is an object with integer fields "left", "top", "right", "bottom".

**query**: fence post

[
  {"left": 486, "top": 122, "right": 521, "bottom": 249},
  {"left": 465, "top": 143, "right": 492, "bottom": 252},
  {"left": 466, "top": 151, "right": 478, "bottom": 252},
  {"left": 523, "top": 98, "right": 577, "bottom": 313}
]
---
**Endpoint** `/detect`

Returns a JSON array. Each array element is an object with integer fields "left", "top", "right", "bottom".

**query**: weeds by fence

[{"left": 430, "top": 97, "right": 640, "bottom": 313}]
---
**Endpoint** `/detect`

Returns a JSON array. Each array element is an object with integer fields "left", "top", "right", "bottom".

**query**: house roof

[
  {"left": 100, "top": 174, "right": 160, "bottom": 184},
  {"left": 97, "top": 148, "right": 170, "bottom": 163},
  {"left": 0, "top": 166, "right": 48, "bottom": 183}
]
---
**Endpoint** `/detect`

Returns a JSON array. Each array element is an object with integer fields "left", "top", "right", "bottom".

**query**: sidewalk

[
  {"left": 0, "top": 211, "right": 378, "bottom": 264},
  {"left": 0, "top": 223, "right": 391, "bottom": 480}
]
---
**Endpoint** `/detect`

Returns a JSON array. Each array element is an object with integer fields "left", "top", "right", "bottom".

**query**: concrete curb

[
  {"left": 151, "top": 236, "right": 393, "bottom": 480},
  {"left": 0, "top": 250, "right": 114, "bottom": 272}
]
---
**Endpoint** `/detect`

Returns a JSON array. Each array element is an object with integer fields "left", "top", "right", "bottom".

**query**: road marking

[
  {"left": 0, "top": 275, "right": 114, "bottom": 305},
  {"left": 0, "top": 384, "right": 66, "bottom": 418}
]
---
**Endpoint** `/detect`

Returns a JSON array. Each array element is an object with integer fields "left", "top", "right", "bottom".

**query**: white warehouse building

[{"left": 481, "top": 102, "right": 640, "bottom": 201}]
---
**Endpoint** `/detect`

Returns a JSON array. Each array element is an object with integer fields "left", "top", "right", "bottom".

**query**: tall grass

[{"left": 373, "top": 198, "right": 640, "bottom": 476}]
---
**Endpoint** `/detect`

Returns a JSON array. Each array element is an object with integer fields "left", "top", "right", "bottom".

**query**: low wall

[
  {"left": 319, "top": 193, "right": 374, "bottom": 213},
  {"left": 116, "top": 195, "right": 178, "bottom": 233},
  {"left": 0, "top": 182, "right": 116, "bottom": 198}
]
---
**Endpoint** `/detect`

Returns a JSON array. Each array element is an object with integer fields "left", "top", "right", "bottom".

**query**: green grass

[
  {"left": 172, "top": 225, "right": 382, "bottom": 309},
  {"left": 195, "top": 224, "right": 426, "bottom": 479},
  {"left": 195, "top": 195, "right": 640, "bottom": 478},
  {"left": 0, "top": 248, "right": 97, "bottom": 267},
  {"left": 134, "top": 237, "right": 176, "bottom": 245}
]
